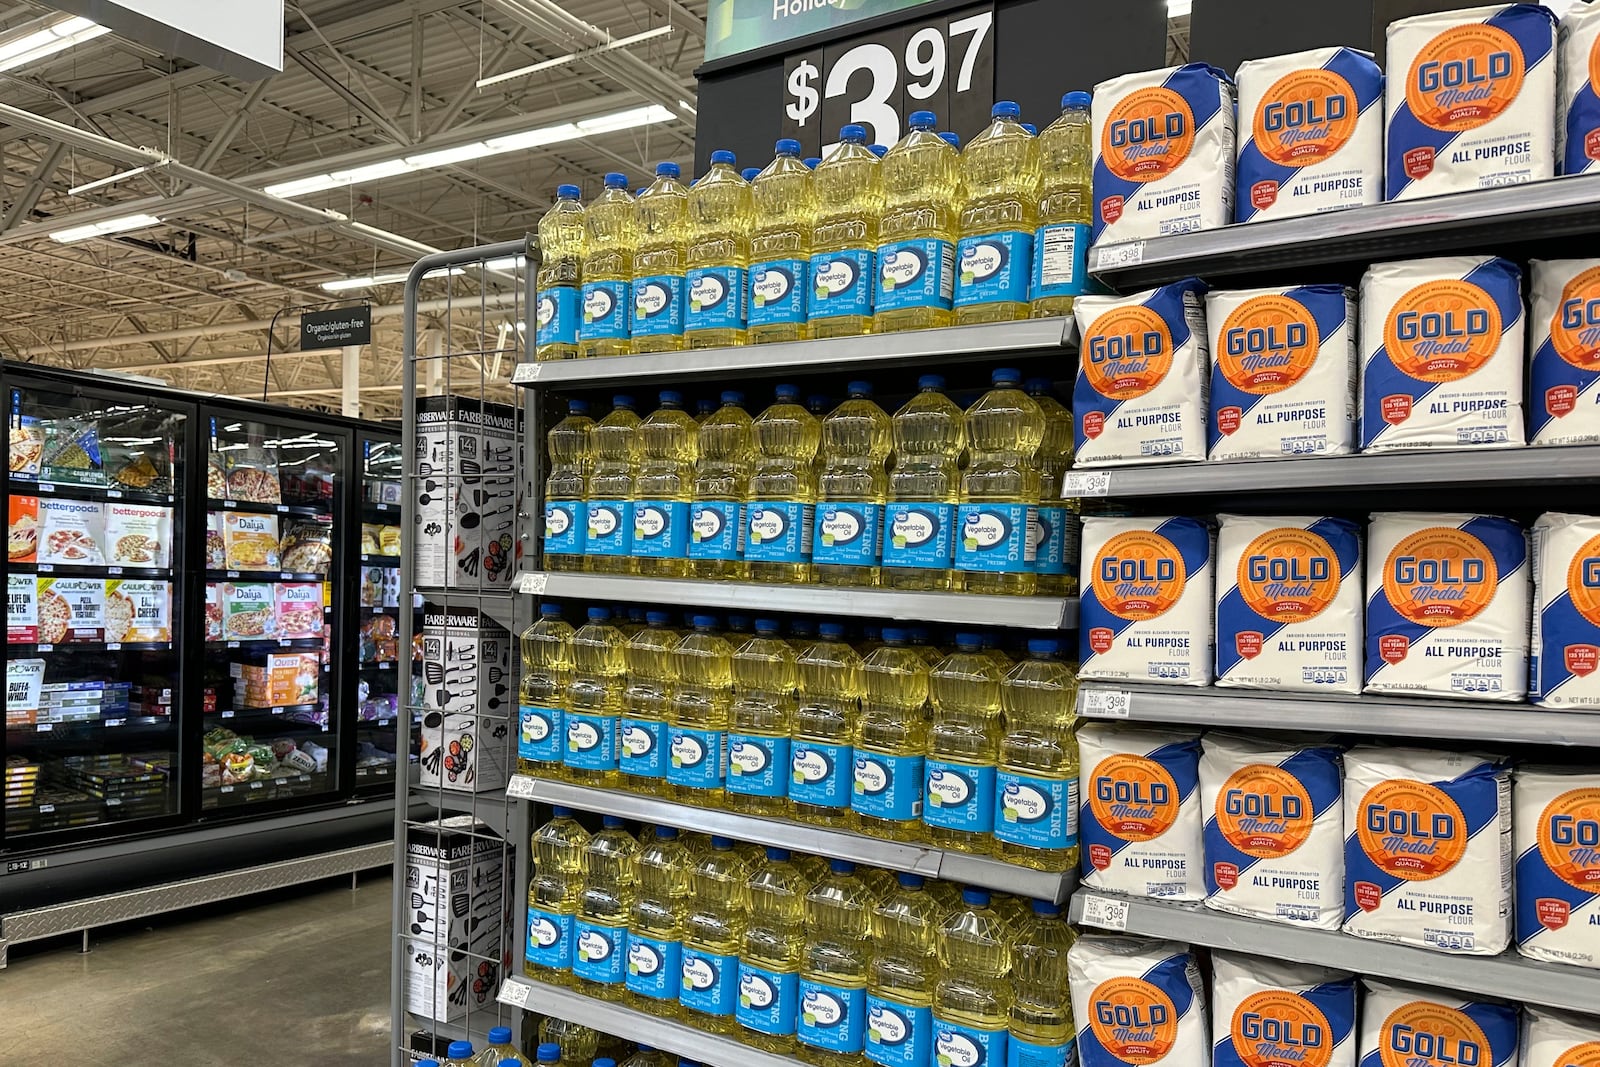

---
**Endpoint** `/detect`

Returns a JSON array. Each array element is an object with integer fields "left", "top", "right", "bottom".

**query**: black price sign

[{"left": 781, "top": 3, "right": 994, "bottom": 156}]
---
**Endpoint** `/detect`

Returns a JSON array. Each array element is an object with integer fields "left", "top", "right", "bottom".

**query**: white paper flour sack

[
  {"left": 1358, "top": 980, "right": 1520, "bottom": 1067},
  {"left": 1080, "top": 515, "right": 1215, "bottom": 686},
  {"left": 1531, "top": 512, "right": 1600, "bottom": 708},
  {"left": 1513, "top": 765, "right": 1600, "bottom": 968},
  {"left": 1521, "top": 1007, "right": 1600, "bottom": 1067},
  {"left": 1080, "top": 723, "right": 1205, "bottom": 901},
  {"left": 1071, "top": 936, "right": 1209, "bottom": 1067},
  {"left": 1211, "top": 952, "right": 1357, "bottom": 1067},
  {"left": 1528, "top": 259, "right": 1600, "bottom": 446}
]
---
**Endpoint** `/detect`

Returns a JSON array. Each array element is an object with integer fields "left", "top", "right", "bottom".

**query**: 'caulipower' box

[
  {"left": 1092, "top": 64, "right": 1236, "bottom": 244},
  {"left": 1531, "top": 512, "right": 1600, "bottom": 708},
  {"left": 1080, "top": 515, "right": 1215, "bottom": 686},
  {"left": 1385, "top": 4, "right": 1558, "bottom": 200},
  {"left": 1235, "top": 47, "right": 1384, "bottom": 223},
  {"left": 1074, "top": 279, "right": 1210, "bottom": 467},
  {"left": 1207, "top": 284, "right": 1358, "bottom": 460},
  {"left": 1359, "top": 256, "right": 1526, "bottom": 451},
  {"left": 1513, "top": 765, "right": 1600, "bottom": 969},
  {"left": 1558, "top": 1, "right": 1600, "bottom": 174},
  {"left": 1529, "top": 259, "right": 1600, "bottom": 446}
]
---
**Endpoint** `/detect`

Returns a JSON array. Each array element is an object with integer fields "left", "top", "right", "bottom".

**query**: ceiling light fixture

[
  {"left": 68, "top": 162, "right": 165, "bottom": 197},
  {"left": 1168, "top": 0, "right": 1193, "bottom": 15},
  {"left": 0, "top": 14, "right": 109, "bottom": 73},
  {"left": 321, "top": 267, "right": 464, "bottom": 291},
  {"left": 49, "top": 212, "right": 162, "bottom": 243},
  {"left": 474, "top": 26, "right": 674, "bottom": 90}
]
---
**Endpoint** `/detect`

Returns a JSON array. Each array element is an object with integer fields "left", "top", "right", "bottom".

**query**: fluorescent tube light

[
  {"left": 321, "top": 268, "right": 463, "bottom": 291},
  {"left": 474, "top": 26, "right": 674, "bottom": 90},
  {"left": 0, "top": 14, "right": 109, "bottom": 72},
  {"left": 49, "top": 213, "right": 162, "bottom": 243},
  {"left": 1168, "top": 0, "right": 1193, "bottom": 15}
]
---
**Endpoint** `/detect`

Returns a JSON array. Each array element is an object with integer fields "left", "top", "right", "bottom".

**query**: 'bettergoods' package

[
  {"left": 1079, "top": 722, "right": 1205, "bottom": 900},
  {"left": 1385, "top": 4, "right": 1558, "bottom": 200},
  {"left": 1559, "top": 1, "right": 1600, "bottom": 174},
  {"left": 1074, "top": 279, "right": 1210, "bottom": 467},
  {"left": 1235, "top": 47, "right": 1384, "bottom": 223},
  {"left": 1080, "top": 515, "right": 1215, "bottom": 686},
  {"left": 1092, "top": 64, "right": 1236, "bottom": 244},
  {"left": 1071, "top": 937, "right": 1208, "bottom": 1067},
  {"left": 1211, "top": 953, "right": 1357, "bottom": 1067},
  {"left": 1528, "top": 259, "right": 1600, "bottom": 446},
  {"left": 1342, "top": 746, "right": 1513, "bottom": 955},
  {"left": 1531, "top": 511, "right": 1600, "bottom": 707},
  {"left": 1513, "top": 765, "right": 1600, "bottom": 969},
  {"left": 1357, "top": 980, "right": 1519, "bottom": 1067}
]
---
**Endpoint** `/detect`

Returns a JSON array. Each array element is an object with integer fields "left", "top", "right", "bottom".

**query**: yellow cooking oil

[
  {"left": 750, "top": 139, "right": 816, "bottom": 345},
  {"left": 579, "top": 173, "right": 635, "bottom": 358},
  {"left": 995, "top": 639, "right": 1080, "bottom": 871},
  {"left": 536, "top": 183, "right": 586, "bottom": 361},
  {"left": 632, "top": 162, "right": 689, "bottom": 353},
  {"left": 1026, "top": 378, "right": 1077, "bottom": 596},
  {"left": 573, "top": 815, "right": 638, "bottom": 1001},
  {"left": 1007, "top": 899, "right": 1077, "bottom": 1067},
  {"left": 932, "top": 888, "right": 1013, "bottom": 1065},
  {"left": 875, "top": 110, "right": 959, "bottom": 334},
  {"left": 797, "top": 860, "right": 876, "bottom": 1067},
  {"left": 814, "top": 382, "right": 891, "bottom": 588},
  {"left": 544, "top": 398, "right": 593, "bottom": 573},
  {"left": 682, "top": 836, "right": 750, "bottom": 1034},
  {"left": 518, "top": 604, "right": 572, "bottom": 780},
  {"left": 689, "top": 390, "right": 752, "bottom": 581},
  {"left": 666, "top": 614, "right": 732, "bottom": 807},
  {"left": 736, "top": 847, "right": 808, "bottom": 1053},
  {"left": 564, "top": 607, "right": 625, "bottom": 788},
  {"left": 1032, "top": 92, "right": 1094, "bottom": 321},
  {"left": 852, "top": 628, "right": 928, "bottom": 842},
  {"left": 586, "top": 395, "right": 640, "bottom": 575},
  {"left": 525, "top": 806, "right": 588, "bottom": 984},
  {"left": 746, "top": 384, "right": 819, "bottom": 584},
  {"left": 792, "top": 621, "right": 862, "bottom": 827},
  {"left": 924, "top": 634, "right": 1002, "bottom": 855},
  {"left": 956, "top": 367, "right": 1043, "bottom": 595},
  {"left": 626, "top": 825, "right": 693, "bottom": 1017},
  {"left": 865, "top": 872, "right": 941, "bottom": 1067},
  {"left": 631, "top": 390, "right": 698, "bottom": 577},
  {"left": 727, "top": 617, "right": 797, "bottom": 817},
  {"left": 885, "top": 375, "right": 964, "bottom": 591},
  {"left": 619, "top": 610, "right": 678, "bottom": 790},
  {"left": 810, "top": 124, "right": 881, "bottom": 340},
  {"left": 956, "top": 102, "right": 1041, "bottom": 326},
  {"left": 686, "top": 150, "right": 753, "bottom": 349}
]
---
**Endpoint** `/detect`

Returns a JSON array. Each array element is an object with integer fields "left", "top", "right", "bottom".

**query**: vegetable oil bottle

[
  {"left": 1026, "top": 379, "right": 1077, "bottom": 596},
  {"left": 537, "top": 184, "right": 586, "bottom": 360},
  {"left": 746, "top": 384, "right": 819, "bottom": 583},
  {"left": 859, "top": 865, "right": 897, "bottom": 899},
  {"left": 574, "top": 815, "right": 638, "bottom": 1000},
  {"left": 1032, "top": 93, "right": 1093, "bottom": 320},
  {"left": 632, "top": 162, "right": 689, "bottom": 352},
  {"left": 865, "top": 873, "right": 941, "bottom": 1067},
  {"left": 667, "top": 615, "right": 732, "bottom": 806},
  {"left": 1008, "top": 900, "right": 1076, "bottom": 1067},
  {"left": 932, "top": 888, "right": 1013, "bottom": 1067},
  {"left": 956, "top": 368, "right": 1043, "bottom": 595},
  {"left": 875, "top": 110, "right": 959, "bottom": 334},
  {"left": 792, "top": 621, "right": 863, "bottom": 826},
  {"left": 565, "top": 607, "right": 625, "bottom": 786},
  {"left": 526, "top": 806, "right": 589, "bottom": 984},
  {"left": 519, "top": 604, "right": 572, "bottom": 779},
  {"left": 587, "top": 395, "right": 640, "bottom": 573},
  {"left": 632, "top": 390, "right": 698, "bottom": 576},
  {"left": 689, "top": 390, "right": 752, "bottom": 580},
  {"left": 443, "top": 1041, "right": 476, "bottom": 1066},
  {"left": 727, "top": 617, "right": 796, "bottom": 816},
  {"left": 544, "top": 399, "right": 593, "bottom": 572},
  {"left": 924, "top": 634, "right": 1002, "bottom": 854},
  {"left": 579, "top": 173, "right": 634, "bottom": 358},
  {"left": 797, "top": 860, "right": 876, "bottom": 1067},
  {"left": 750, "top": 138, "right": 815, "bottom": 345},
  {"left": 627, "top": 825, "right": 692, "bottom": 1017},
  {"left": 956, "top": 101, "right": 1041, "bottom": 325},
  {"left": 538, "top": 1018, "right": 597, "bottom": 1067},
  {"left": 814, "top": 382, "right": 891, "bottom": 587},
  {"left": 620, "top": 1048, "right": 675, "bottom": 1067},
  {"left": 695, "top": 397, "right": 715, "bottom": 423},
  {"left": 686, "top": 150, "right": 752, "bottom": 349},
  {"left": 853, "top": 628, "right": 928, "bottom": 841},
  {"left": 737, "top": 847, "right": 808, "bottom": 1053},
  {"left": 788, "top": 616, "right": 816, "bottom": 652},
  {"left": 682, "top": 836, "right": 749, "bottom": 1034},
  {"left": 884, "top": 375, "right": 964, "bottom": 590},
  {"left": 474, "top": 1026, "right": 518, "bottom": 1066},
  {"left": 743, "top": 167, "right": 762, "bottom": 182},
  {"left": 620, "top": 611, "right": 678, "bottom": 789},
  {"left": 810, "top": 124, "right": 881, "bottom": 339},
  {"left": 995, "top": 639, "right": 1079, "bottom": 871}
]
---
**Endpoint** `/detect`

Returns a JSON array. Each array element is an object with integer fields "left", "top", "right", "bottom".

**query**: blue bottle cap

[
  {"left": 612, "top": 393, "right": 634, "bottom": 408},
  {"left": 992, "top": 100, "right": 1021, "bottom": 119},
  {"left": 882, "top": 627, "right": 908, "bottom": 643},
  {"left": 536, "top": 1044, "right": 562, "bottom": 1064},
  {"left": 938, "top": 132, "right": 961, "bottom": 149},
  {"left": 447, "top": 1043, "right": 474, "bottom": 1059},
  {"left": 603, "top": 172, "right": 628, "bottom": 188},
  {"left": 551, "top": 805, "right": 573, "bottom": 817},
  {"left": 803, "top": 157, "right": 821, "bottom": 169},
  {"left": 954, "top": 632, "right": 982, "bottom": 649},
  {"left": 847, "top": 380, "right": 871, "bottom": 397},
  {"left": 646, "top": 610, "right": 671, "bottom": 625},
  {"left": 721, "top": 390, "right": 744, "bottom": 405},
  {"left": 727, "top": 614, "right": 751, "bottom": 631},
  {"left": 655, "top": 826, "right": 679, "bottom": 839},
  {"left": 898, "top": 872, "right": 925, "bottom": 888},
  {"left": 1021, "top": 123, "right": 1038, "bottom": 136},
  {"left": 693, "top": 614, "right": 717, "bottom": 629},
  {"left": 680, "top": 1061, "right": 704, "bottom": 1067},
  {"left": 602, "top": 815, "right": 626, "bottom": 828},
  {"left": 1028, "top": 638, "right": 1059, "bottom": 656},
  {"left": 818, "top": 622, "right": 846, "bottom": 638},
  {"left": 776, "top": 137, "right": 802, "bottom": 155},
  {"left": 1025, "top": 377, "right": 1053, "bottom": 394},
  {"left": 908, "top": 110, "right": 937, "bottom": 129},
  {"left": 1063, "top": 90, "right": 1092, "bottom": 109},
  {"left": 742, "top": 167, "right": 761, "bottom": 181},
  {"left": 594, "top": 1060, "right": 616, "bottom": 1067},
  {"left": 790, "top": 618, "right": 814, "bottom": 635},
  {"left": 775, "top": 383, "right": 801, "bottom": 400},
  {"left": 498, "top": 1060, "right": 524, "bottom": 1067},
  {"left": 710, "top": 149, "right": 736, "bottom": 166},
  {"left": 586, "top": 607, "right": 610, "bottom": 622},
  {"left": 754, "top": 618, "right": 781, "bottom": 633},
  {"left": 992, "top": 366, "right": 1022, "bottom": 384},
  {"left": 840, "top": 124, "right": 867, "bottom": 142},
  {"left": 638, "top": 1047, "right": 655, "bottom": 1054},
  {"left": 830, "top": 858, "right": 856, "bottom": 873},
  {"left": 918, "top": 374, "right": 946, "bottom": 390},
  {"left": 417, "top": 1062, "right": 440, "bottom": 1067},
  {"left": 766, "top": 846, "right": 791, "bottom": 860},
  {"left": 486, "top": 1027, "right": 512, "bottom": 1044},
  {"left": 696, "top": 397, "right": 716, "bottom": 415},
  {"left": 568, "top": 399, "right": 589, "bottom": 414},
  {"left": 655, "top": 161, "right": 680, "bottom": 178},
  {"left": 710, "top": 835, "right": 734, "bottom": 849},
  {"left": 539, "top": 604, "right": 562, "bottom": 617},
  {"left": 556, "top": 184, "right": 580, "bottom": 199},
  {"left": 660, "top": 389, "right": 683, "bottom": 406},
  {"left": 868, "top": 144, "right": 887, "bottom": 157},
  {"left": 1033, "top": 899, "right": 1062, "bottom": 916},
  {"left": 962, "top": 887, "right": 991, "bottom": 906},
  {"left": 808, "top": 393, "right": 831, "bottom": 411}
]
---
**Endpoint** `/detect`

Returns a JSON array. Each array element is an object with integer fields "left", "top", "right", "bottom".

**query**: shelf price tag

[
  {"left": 1062, "top": 470, "right": 1112, "bottom": 498},
  {"left": 36, "top": 723, "right": 52, "bottom": 732},
  {"left": 1082, "top": 689, "right": 1132, "bottom": 719},
  {"left": 1093, "top": 240, "right": 1146, "bottom": 272},
  {"left": 512, "top": 363, "right": 541, "bottom": 384},
  {"left": 1080, "top": 894, "right": 1131, "bottom": 932},
  {"left": 519, "top": 573, "right": 548, "bottom": 595},
  {"left": 498, "top": 979, "right": 533, "bottom": 1008},
  {"left": 505, "top": 775, "right": 538, "bottom": 800}
]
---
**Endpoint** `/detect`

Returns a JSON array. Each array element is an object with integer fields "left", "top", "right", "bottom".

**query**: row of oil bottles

[
  {"left": 415, "top": 1029, "right": 684, "bottom": 1067},
  {"left": 526, "top": 813, "right": 1077, "bottom": 1067},
  {"left": 519, "top": 606, "right": 1080, "bottom": 867},
  {"left": 532, "top": 96, "right": 1093, "bottom": 359},
  {"left": 543, "top": 369, "right": 1080, "bottom": 596}
]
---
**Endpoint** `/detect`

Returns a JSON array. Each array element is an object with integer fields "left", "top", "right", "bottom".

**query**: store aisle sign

[
  {"left": 51, "top": 0, "right": 283, "bottom": 79},
  {"left": 300, "top": 306, "right": 371, "bottom": 349},
  {"left": 707, "top": 0, "right": 945, "bottom": 64}
]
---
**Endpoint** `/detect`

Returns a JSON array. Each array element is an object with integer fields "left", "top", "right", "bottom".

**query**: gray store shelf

[
  {"left": 1089, "top": 172, "right": 1600, "bottom": 290},
  {"left": 500, "top": 976, "right": 801, "bottom": 1067},
  {"left": 510, "top": 317, "right": 1075, "bottom": 387},
  {"left": 1069, "top": 890, "right": 1600, "bottom": 1014},
  {"left": 517, "top": 571, "right": 1077, "bottom": 629},
  {"left": 1076, "top": 684, "right": 1600, "bottom": 746},
  {"left": 510, "top": 776, "right": 1078, "bottom": 903}
]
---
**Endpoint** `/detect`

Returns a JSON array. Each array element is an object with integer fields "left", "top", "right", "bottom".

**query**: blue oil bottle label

[
  {"left": 799, "top": 979, "right": 867, "bottom": 1053},
  {"left": 809, "top": 249, "right": 874, "bottom": 320},
  {"left": 525, "top": 907, "right": 573, "bottom": 970},
  {"left": 681, "top": 947, "right": 739, "bottom": 1017},
  {"left": 956, "top": 231, "right": 1033, "bottom": 308},
  {"left": 994, "top": 771, "right": 1079, "bottom": 851},
  {"left": 813, "top": 502, "right": 883, "bottom": 566},
  {"left": 519, "top": 704, "right": 563, "bottom": 764},
  {"left": 866, "top": 996, "right": 933, "bottom": 1067},
  {"left": 619, "top": 717, "right": 667, "bottom": 779},
  {"left": 924, "top": 760, "right": 997, "bottom": 832},
  {"left": 564, "top": 712, "right": 616, "bottom": 770},
  {"left": 544, "top": 501, "right": 586, "bottom": 557},
  {"left": 633, "top": 500, "right": 689, "bottom": 559},
  {"left": 954, "top": 503, "right": 1037, "bottom": 573},
  {"left": 737, "top": 963, "right": 800, "bottom": 1036},
  {"left": 666, "top": 726, "right": 727, "bottom": 789},
  {"left": 876, "top": 238, "right": 955, "bottom": 313},
  {"left": 853, "top": 751, "right": 924, "bottom": 822},
  {"left": 625, "top": 934, "right": 681, "bottom": 1001},
  {"left": 750, "top": 258, "right": 808, "bottom": 327},
  {"left": 632, "top": 274, "right": 684, "bottom": 338},
  {"left": 581, "top": 280, "right": 630, "bottom": 340},
  {"left": 745, "top": 501, "right": 813, "bottom": 563},
  {"left": 573, "top": 920, "right": 627, "bottom": 985},
  {"left": 1031, "top": 222, "right": 1091, "bottom": 301},
  {"left": 935, "top": 1020, "right": 1009, "bottom": 1067},
  {"left": 688, "top": 501, "right": 742, "bottom": 561},
  {"left": 1007, "top": 1035, "right": 1076, "bottom": 1067},
  {"left": 882, "top": 502, "right": 955, "bottom": 569},
  {"left": 537, "top": 285, "right": 580, "bottom": 347},
  {"left": 687, "top": 266, "right": 747, "bottom": 331},
  {"left": 1031, "top": 506, "right": 1077, "bottom": 578},
  {"left": 586, "top": 500, "right": 633, "bottom": 556},
  {"left": 791, "top": 741, "right": 852, "bottom": 809},
  {"left": 727, "top": 733, "right": 789, "bottom": 797}
]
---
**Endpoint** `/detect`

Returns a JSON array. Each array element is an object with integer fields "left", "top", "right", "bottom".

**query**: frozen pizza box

[
  {"left": 221, "top": 582, "right": 277, "bottom": 641},
  {"left": 5, "top": 658, "right": 44, "bottom": 725},
  {"left": 204, "top": 582, "right": 223, "bottom": 641},
  {"left": 223, "top": 512, "right": 280, "bottom": 571},
  {"left": 9, "top": 495, "right": 38, "bottom": 564},
  {"left": 9, "top": 412, "right": 42, "bottom": 478},
  {"left": 205, "top": 511, "right": 226, "bottom": 569},
  {"left": 8, "top": 573, "right": 37, "bottom": 643},
  {"left": 38, "top": 497, "right": 105, "bottom": 565},
  {"left": 274, "top": 583, "right": 322, "bottom": 639},
  {"left": 104, "top": 502, "right": 173, "bottom": 568},
  {"left": 40, "top": 418, "right": 104, "bottom": 487},
  {"left": 106, "top": 580, "right": 171, "bottom": 643},
  {"left": 37, "top": 576, "right": 104, "bottom": 642}
]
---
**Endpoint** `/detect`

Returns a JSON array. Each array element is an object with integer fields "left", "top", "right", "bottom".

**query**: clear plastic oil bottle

[
  {"left": 579, "top": 173, "right": 634, "bottom": 358},
  {"left": 853, "top": 628, "right": 929, "bottom": 841},
  {"left": 1007, "top": 899, "right": 1076, "bottom": 1067},
  {"left": 519, "top": 604, "right": 572, "bottom": 779},
  {"left": 745, "top": 384, "right": 819, "bottom": 583},
  {"left": 956, "top": 368, "right": 1044, "bottom": 595},
  {"left": 688, "top": 390, "right": 752, "bottom": 580},
  {"left": 681, "top": 836, "right": 749, "bottom": 1034},
  {"left": 565, "top": 607, "right": 625, "bottom": 787},
  {"left": 587, "top": 395, "right": 640, "bottom": 573},
  {"left": 750, "top": 138, "right": 816, "bottom": 345},
  {"left": 526, "top": 806, "right": 589, "bottom": 984},
  {"left": 875, "top": 111, "right": 959, "bottom": 334},
  {"left": 884, "top": 375, "right": 964, "bottom": 590},
  {"left": 1032, "top": 93, "right": 1093, "bottom": 320},
  {"left": 924, "top": 634, "right": 1002, "bottom": 855},
  {"left": 797, "top": 860, "right": 876, "bottom": 1067},
  {"left": 956, "top": 101, "right": 1041, "bottom": 325},
  {"left": 442, "top": 1041, "right": 476, "bottom": 1067},
  {"left": 727, "top": 617, "right": 796, "bottom": 817},
  {"left": 538, "top": 1018, "right": 597, "bottom": 1067},
  {"left": 573, "top": 815, "right": 638, "bottom": 1000},
  {"left": 743, "top": 167, "right": 762, "bottom": 182},
  {"left": 667, "top": 615, "right": 732, "bottom": 806},
  {"left": 932, "top": 888, "right": 1014, "bottom": 1067},
  {"left": 686, "top": 150, "right": 752, "bottom": 349},
  {"left": 865, "top": 873, "right": 942, "bottom": 1067},
  {"left": 995, "top": 639, "right": 1079, "bottom": 871},
  {"left": 619, "top": 611, "right": 678, "bottom": 790},
  {"left": 544, "top": 399, "right": 593, "bottom": 572},
  {"left": 473, "top": 1026, "right": 518, "bottom": 1066},
  {"left": 632, "top": 390, "right": 698, "bottom": 577},
  {"left": 810, "top": 124, "right": 881, "bottom": 339},
  {"left": 788, "top": 616, "right": 816, "bottom": 653},
  {"left": 814, "top": 382, "right": 891, "bottom": 587},
  {"left": 736, "top": 847, "right": 808, "bottom": 1054},
  {"left": 792, "top": 621, "right": 863, "bottom": 826},
  {"left": 627, "top": 825, "right": 693, "bottom": 1017},
  {"left": 632, "top": 162, "right": 689, "bottom": 353},
  {"left": 1026, "top": 379, "right": 1077, "bottom": 596},
  {"left": 537, "top": 184, "right": 586, "bottom": 361}
]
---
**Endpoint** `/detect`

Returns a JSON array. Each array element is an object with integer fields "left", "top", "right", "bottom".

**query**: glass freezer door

[{"left": 353, "top": 432, "right": 410, "bottom": 794}]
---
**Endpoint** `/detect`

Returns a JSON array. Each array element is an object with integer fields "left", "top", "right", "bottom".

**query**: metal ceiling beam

[
  {"left": 193, "top": 77, "right": 274, "bottom": 172},
  {"left": 288, "top": 50, "right": 411, "bottom": 146},
  {"left": 2, "top": 141, "right": 64, "bottom": 229}
]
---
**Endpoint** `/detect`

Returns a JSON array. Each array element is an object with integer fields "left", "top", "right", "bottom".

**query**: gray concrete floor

[{"left": 0, "top": 873, "right": 393, "bottom": 1066}]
